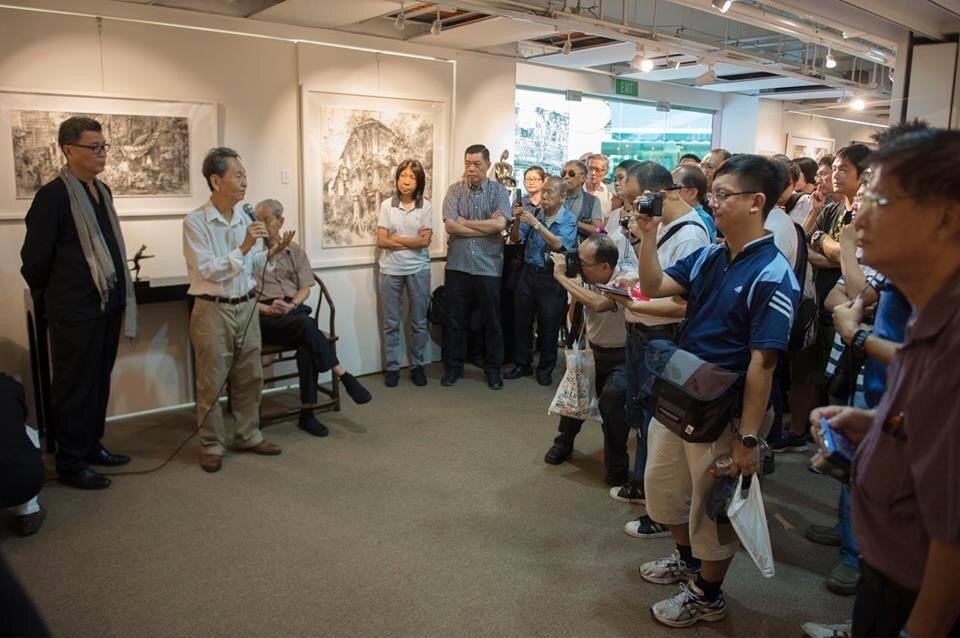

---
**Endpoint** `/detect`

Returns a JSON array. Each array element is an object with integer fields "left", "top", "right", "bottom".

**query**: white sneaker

[
  {"left": 639, "top": 549, "right": 700, "bottom": 585},
  {"left": 651, "top": 580, "right": 726, "bottom": 628},
  {"left": 801, "top": 621, "right": 852, "bottom": 638},
  {"left": 624, "top": 514, "right": 671, "bottom": 539}
]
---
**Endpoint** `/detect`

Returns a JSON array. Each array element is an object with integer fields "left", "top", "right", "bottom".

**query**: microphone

[{"left": 242, "top": 202, "right": 255, "bottom": 222}]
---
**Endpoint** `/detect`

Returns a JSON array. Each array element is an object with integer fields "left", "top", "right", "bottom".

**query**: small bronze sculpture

[
  {"left": 128, "top": 244, "right": 154, "bottom": 284},
  {"left": 492, "top": 149, "right": 516, "bottom": 188}
]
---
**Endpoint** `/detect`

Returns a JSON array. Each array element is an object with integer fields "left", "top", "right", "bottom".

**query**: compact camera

[
  {"left": 811, "top": 417, "right": 855, "bottom": 482},
  {"left": 634, "top": 192, "right": 665, "bottom": 217},
  {"left": 564, "top": 250, "right": 580, "bottom": 278}
]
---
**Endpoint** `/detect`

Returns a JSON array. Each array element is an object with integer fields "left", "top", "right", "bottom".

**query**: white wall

[
  {"left": 0, "top": 1, "right": 516, "bottom": 417},
  {"left": 755, "top": 100, "right": 884, "bottom": 156},
  {"left": 719, "top": 93, "right": 759, "bottom": 153}
]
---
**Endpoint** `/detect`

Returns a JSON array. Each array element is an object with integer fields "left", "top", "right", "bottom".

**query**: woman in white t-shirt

[{"left": 376, "top": 159, "right": 433, "bottom": 387}]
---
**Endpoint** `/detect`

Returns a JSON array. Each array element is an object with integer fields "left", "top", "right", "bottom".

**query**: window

[{"left": 514, "top": 87, "right": 714, "bottom": 183}]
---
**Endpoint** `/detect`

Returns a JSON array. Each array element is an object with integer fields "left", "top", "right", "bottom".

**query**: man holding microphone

[{"left": 183, "top": 147, "right": 292, "bottom": 473}]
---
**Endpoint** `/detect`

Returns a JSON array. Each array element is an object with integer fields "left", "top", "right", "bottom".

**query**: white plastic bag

[
  {"left": 727, "top": 474, "right": 775, "bottom": 578},
  {"left": 548, "top": 340, "right": 602, "bottom": 423}
]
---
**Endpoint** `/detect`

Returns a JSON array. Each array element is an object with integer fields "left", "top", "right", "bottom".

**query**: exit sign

[{"left": 615, "top": 78, "right": 638, "bottom": 97}]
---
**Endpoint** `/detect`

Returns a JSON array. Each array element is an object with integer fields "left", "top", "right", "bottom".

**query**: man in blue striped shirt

[{"left": 441, "top": 145, "right": 513, "bottom": 389}]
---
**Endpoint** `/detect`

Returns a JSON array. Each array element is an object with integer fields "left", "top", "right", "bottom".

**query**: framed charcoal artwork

[{"left": 301, "top": 87, "right": 448, "bottom": 268}]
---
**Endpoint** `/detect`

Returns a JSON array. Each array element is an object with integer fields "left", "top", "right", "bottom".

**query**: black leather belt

[
  {"left": 196, "top": 291, "right": 256, "bottom": 305},
  {"left": 589, "top": 342, "right": 626, "bottom": 354}
]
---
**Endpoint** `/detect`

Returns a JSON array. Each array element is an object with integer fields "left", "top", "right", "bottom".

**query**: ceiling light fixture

[
  {"left": 888, "top": 67, "right": 895, "bottom": 82},
  {"left": 850, "top": 96, "right": 866, "bottom": 111},
  {"left": 430, "top": 10, "right": 441, "bottom": 36},
  {"left": 825, "top": 47, "right": 837, "bottom": 69},
  {"left": 711, "top": 0, "right": 733, "bottom": 13},
  {"left": 561, "top": 33, "right": 572, "bottom": 55},
  {"left": 393, "top": 2, "right": 405, "bottom": 31},
  {"left": 674, "top": 58, "right": 682, "bottom": 71},
  {"left": 693, "top": 64, "right": 717, "bottom": 86},
  {"left": 631, "top": 44, "right": 654, "bottom": 72}
]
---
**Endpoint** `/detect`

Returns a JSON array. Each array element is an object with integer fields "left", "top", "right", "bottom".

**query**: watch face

[{"left": 742, "top": 435, "right": 759, "bottom": 448}]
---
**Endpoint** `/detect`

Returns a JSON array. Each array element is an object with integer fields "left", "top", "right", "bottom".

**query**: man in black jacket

[{"left": 20, "top": 116, "right": 138, "bottom": 490}]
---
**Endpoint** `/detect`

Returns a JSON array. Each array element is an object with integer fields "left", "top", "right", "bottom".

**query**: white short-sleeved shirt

[
  {"left": 626, "top": 210, "right": 711, "bottom": 327},
  {"left": 605, "top": 207, "right": 639, "bottom": 277},
  {"left": 788, "top": 193, "right": 813, "bottom": 226},
  {"left": 377, "top": 196, "right": 433, "bottom": 276},
  {"left": 765, "top": 207, "right": 816, "bottom": 300}
]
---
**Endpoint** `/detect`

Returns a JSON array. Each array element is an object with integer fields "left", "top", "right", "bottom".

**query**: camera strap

[{"left": 657, "top": 220, "right": 709, "bottom": 249}]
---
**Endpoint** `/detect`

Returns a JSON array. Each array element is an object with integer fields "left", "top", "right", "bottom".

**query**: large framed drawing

[
  {"left": 0, "top": 89, "right": 218, "bottom": 219},
  {"left": 301, "top": 87, "right": 448, "bottom": 268},
  {"left": 785, "top": 133, "right": 835, "bottom": 160}
]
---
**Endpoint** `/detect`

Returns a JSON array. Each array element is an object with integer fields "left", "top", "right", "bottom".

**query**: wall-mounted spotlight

[
  {"left": 561, "top": 33, "right": 572, "bottom": 55},
  {"left": 430, "top": 10, "right": 442, "bottom": 35},
  {"left": 825, "top": 47, "right": 837, "bottom": 69},
  {"left": 711, "top": 0, "right": 733, "bottom": 13}
]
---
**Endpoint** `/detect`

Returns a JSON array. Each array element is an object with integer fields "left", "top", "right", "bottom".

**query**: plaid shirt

[{"left": 442, "top": 178, "right": 512, "bottom": 276}]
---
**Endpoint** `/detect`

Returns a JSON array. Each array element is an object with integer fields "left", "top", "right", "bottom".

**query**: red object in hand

[{"left": 630, "top": 284, "right": 650, "bottom": 302}]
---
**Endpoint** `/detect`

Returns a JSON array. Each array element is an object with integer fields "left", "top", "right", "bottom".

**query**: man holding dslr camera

[
  {"left": 543, "top": 234, "right": 632, "bottom": 487},
  {"left": 811, "top": 128, "right": 960, "bottom": 638}
]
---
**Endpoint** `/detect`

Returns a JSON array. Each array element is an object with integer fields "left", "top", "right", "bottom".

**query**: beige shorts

[{"left": 643, "top": 411, "right": 772, "bottom": 562}]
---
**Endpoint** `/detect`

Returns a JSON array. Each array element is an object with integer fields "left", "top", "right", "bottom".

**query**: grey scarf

[{"left": 58, "top": 166, "right": 137, "bottom": 338}]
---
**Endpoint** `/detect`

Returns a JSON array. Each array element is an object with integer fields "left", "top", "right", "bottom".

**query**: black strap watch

[{"left": 740, "top": 434, "right": 760, "bottom": 449}]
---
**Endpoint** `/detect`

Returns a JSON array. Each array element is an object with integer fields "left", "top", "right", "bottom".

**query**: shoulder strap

[
  {"left": 792, "top": 222, "right": 808, "bottom": 286},
  {"left": 784, "top": 191, "right": 803, "bottom": 214},
  {"left": 657, "top": 220, "right": 708, "bottom": 249}
]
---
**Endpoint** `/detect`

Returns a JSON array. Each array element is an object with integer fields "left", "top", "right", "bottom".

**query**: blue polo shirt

[
  {"left": 518, "top": 206, "right": 578, "bottom": 268},
  {"left": 863, "top": 282, "right": 912, "bottom": 407},
  {"left": 664, "top": 234, "right": 800, "bottom": 374}
]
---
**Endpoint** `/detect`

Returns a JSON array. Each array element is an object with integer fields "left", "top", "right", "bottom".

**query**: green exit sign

[{"left": 615, "top": 78, "right": 638, "bottom": 97}]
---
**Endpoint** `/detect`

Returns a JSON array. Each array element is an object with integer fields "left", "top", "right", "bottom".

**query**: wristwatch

[
  {"left": 533, "top": 221, "right": 542, "bottom": 231},
  {"left": 740, "top": 434, "right": 760, "bottom": 449},
  {"left": 851, "top": 328, "right": 870, "bottom": 357},
  {"left": 810, "top": 230, "right": 825, "bottom": 251}
]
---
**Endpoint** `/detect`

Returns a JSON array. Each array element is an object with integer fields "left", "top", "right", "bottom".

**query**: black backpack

[
  {"left": 789, "top": 222, "right": 818, "bottom": 351},
  {"left": 428, "top": 285, "right": 448, "bottom": 326}
]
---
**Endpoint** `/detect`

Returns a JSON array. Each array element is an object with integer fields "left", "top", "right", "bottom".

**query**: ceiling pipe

[{"left": 446, "top": 0, "right": 886, "bottom": 94}]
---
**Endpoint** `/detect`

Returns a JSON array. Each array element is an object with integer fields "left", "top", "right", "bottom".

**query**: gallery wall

[{"left": 755, "top": 100, "right": 884, "bottom": 156}]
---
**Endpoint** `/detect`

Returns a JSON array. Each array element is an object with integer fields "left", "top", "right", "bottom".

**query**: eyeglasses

[
  {"left": 860, "top": 192, "right": 891, "bottom": 208},
  {"left": 67, "top": 142, "right": 111, "bottom": 155},
  {"left": 563, "top": 170, "right": 583, "bottom": 178},
  {"left": 524, "top": 176, "right": 543, "bottom": 183},
  {"left": 706, "top": 190, "right": 756, "bottom": 206}
]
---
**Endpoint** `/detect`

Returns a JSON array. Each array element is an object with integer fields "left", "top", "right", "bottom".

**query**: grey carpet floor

[{"left": 2, "top": 362, "right": 852, "bottom": 637}]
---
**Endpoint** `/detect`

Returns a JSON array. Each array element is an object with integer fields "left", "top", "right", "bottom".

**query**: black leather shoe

[
  {"left": 441, "top": 369, "right": 462, "bottom": 387},
  {"left": 504, "top": 365, "right": 533, "bottom": 380},
  {"left": 544, "top": 443, "right": 572, "bottom": 465},
  {"left": 486, "top": 371, "right": 503, "bottom": 390},
  {"left": 85, "top": 447, "right": 130, "bottom": 467},
  {"left": 536, "top": 371, "right": 553, "bottom": 386},
  {"left": 59, "top": 466, "right": 111, "bottom": 490}
]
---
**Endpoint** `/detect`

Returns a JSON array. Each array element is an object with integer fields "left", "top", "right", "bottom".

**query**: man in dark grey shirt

[{"left": 441, "top": 144, "right": 512, "bottom": 389}]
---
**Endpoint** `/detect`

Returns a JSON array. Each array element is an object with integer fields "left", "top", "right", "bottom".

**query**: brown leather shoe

[
  {"left": 200, "top": 454, "right": 222, "bottom": 473},
  {"left": 241, "top": 440, "right": 282, "bottom": 456}
]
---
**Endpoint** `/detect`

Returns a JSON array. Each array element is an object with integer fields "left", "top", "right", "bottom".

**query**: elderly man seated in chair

[{"left": 253, "top": 199, "right": 371, "bottom": 436}]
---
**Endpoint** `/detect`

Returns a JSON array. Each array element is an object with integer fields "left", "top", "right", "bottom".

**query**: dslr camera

[{"left": 634, "top": 192, "right": 664, "bottom": 217}]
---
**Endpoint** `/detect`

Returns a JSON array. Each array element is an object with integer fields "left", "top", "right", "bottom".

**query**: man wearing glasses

[
  {"left": 585, "top": 154, "right": 613, "bottom": 219},
  {"left": 561, "top": 159, "right": 603, "bottom": 241},
  {"left": 631, "top": 155, "right": 799, "bottom": 627},
  {"left": 21, "top": 116, "right": 138, "bottom": 490}
]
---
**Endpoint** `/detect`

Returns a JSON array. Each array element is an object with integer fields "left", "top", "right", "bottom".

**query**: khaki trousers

[{"left": 189, "top": 298, "right": 264, "bottom": 456}]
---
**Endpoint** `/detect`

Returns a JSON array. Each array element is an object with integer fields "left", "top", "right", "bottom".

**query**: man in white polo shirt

[{"left": 604, "top": 162, "right": 711, "bottom": 537}]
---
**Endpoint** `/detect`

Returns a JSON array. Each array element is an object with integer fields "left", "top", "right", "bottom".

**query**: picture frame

[
  {"left": 0, "top": 88, "right": 218, "bottom": 219},
  {"left": 785, "top": 133, "right": 835, "bottom": 160},
  {"left": 300, "top": 86, "right": 449, "bottom": 269}
]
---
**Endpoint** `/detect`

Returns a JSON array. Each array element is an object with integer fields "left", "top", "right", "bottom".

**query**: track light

[
  {"left": 693, "top": 64, "right": 716, "bottom": 86},
  {"left": 711, "top": 0, "right": 733, "bottom": 13},
  {"left": 561, "top": 34, "right": 572, "bottom": 55},
  {"left": 430, "top": 10, "right": 441, "bottom": 35},
  {"left": 393, "top": 3, "right": 405, "bottom": 31},
  {"left": 888, "top": 67, "right": 895, "bottom": 82},
  {"left": 825, "top": 47, "right": 837, "bottom": 69},
  {"left": 631, "top": 45, "right": 654, "bottom": 72},
  {"left": 674, "top": 58, "right": 682, "bottom": 70},
  {"left": 850, "top": 96, "right": 866, "bottom": 111}
]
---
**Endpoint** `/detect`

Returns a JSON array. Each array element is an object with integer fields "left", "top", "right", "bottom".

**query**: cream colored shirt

[
  {"left": 183, "top": 200, "right": 270, "bottom": 297},
  {"left": 586, "top": 182, "right": 613, "bottom": 219}
]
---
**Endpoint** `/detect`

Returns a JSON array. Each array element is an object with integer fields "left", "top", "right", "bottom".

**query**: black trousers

[
  {"left": 0, "top": 375, "right": 43, "bottom": 510},
  {"left": 555, "top": 347, "right": 629, "bottom": 484},
  {"left": 853, "top": 563, "right": 960, "bottom": 638},
  {"left": 49, "top": 310, "right": 122, "bottom": 472},
  {"left": 444, "top": 269, "right": 504, "bottom": 373},
  {"left": 513, "top": 265, "right": 566, "bottom": 374},
  {"left": 260, "top": 306, "right": 338, "bottom": 405}
]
